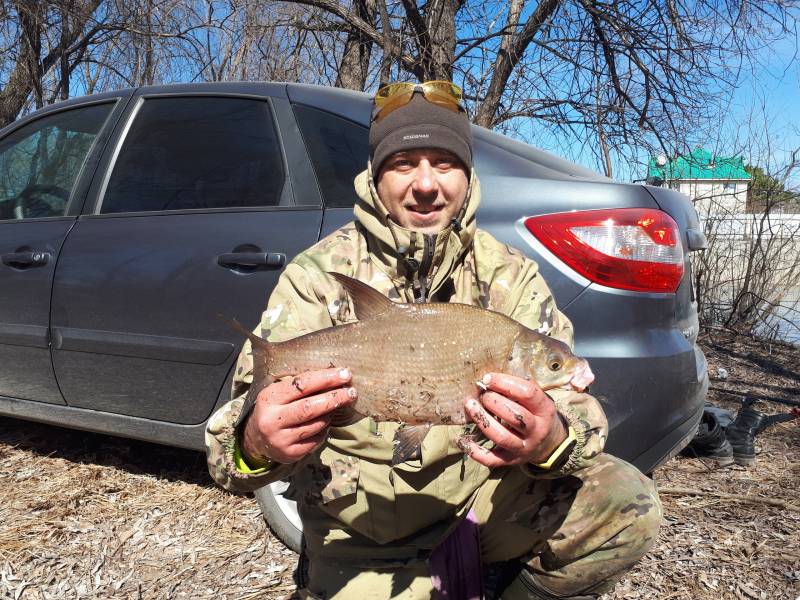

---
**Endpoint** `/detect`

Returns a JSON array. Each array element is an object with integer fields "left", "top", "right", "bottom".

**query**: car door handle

[
  {"left": 1, "top": 250, "right": 50, "bottom": 268},
  {"left": 217, "top": 251, "right": 286, "bottom": 269}
]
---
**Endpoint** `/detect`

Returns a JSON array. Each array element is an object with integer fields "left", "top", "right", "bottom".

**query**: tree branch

[
  {"left": 659, "top": 487, "right": 800, "bottom": 513},
  {"left": 474, "top": 0, "right": 562, "bottom": 127}
]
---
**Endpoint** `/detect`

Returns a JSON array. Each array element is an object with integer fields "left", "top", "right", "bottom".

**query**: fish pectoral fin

[
  {"left": 456, "top": 432, "right": 482, "bottom": 455},
  {"left": 392, "top": 424, "right": 432, "bottom": 465},
  {"left": 455, "top": 425, "right": 489, "bottom": 457},
  {"left": 327, "top": 272, "right": 398, "bottom": 320}
]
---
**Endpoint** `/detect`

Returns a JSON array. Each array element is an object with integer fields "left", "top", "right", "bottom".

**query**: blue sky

[{"left": 726, "top": 36, "right": 800, "bottom": 184}]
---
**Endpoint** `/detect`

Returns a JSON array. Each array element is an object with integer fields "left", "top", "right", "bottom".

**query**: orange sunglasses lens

[
  {"left": 372, "top": 81, "right": 463, "bottom": 122},
  {"left": 374, "top": 90, "right": 415, "bottom": 122},
  {"left": 423, "top": 81, "right": 462, "bottom": 102},
  {"left": 374, "top": 83, "right": 415, "bottom": 108}
]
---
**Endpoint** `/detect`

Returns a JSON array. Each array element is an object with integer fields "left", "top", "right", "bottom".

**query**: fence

[
  {"left": 700, "top": 213, "right": 800, "bottom": 239},
  {"left": 694, "top": 213, "right": 800, "bottom": 343}
]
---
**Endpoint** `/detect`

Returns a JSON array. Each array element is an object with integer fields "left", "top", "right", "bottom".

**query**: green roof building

[
  {"left": 648, "top": 148, "right": 750, "bottom": 181},
  {"left": 648, "top": 148, "right": 751, "bottom": 215}
]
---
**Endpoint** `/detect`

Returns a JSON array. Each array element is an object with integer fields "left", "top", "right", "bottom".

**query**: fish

[{"left": 234, "top": 272, "right": 594, "bottom": 464}]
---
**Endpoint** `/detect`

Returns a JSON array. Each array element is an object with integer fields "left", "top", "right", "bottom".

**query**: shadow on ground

[
  {"left": 704, "top": 338, "right": 800, "bottom": 382},
  {"left": 0, "top": 416, "right": 211, "bottom": 486}
]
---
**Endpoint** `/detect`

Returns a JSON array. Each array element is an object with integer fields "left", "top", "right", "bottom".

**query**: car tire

[{"left": 254, "top": 480, "right": 303, "bottom": 553}]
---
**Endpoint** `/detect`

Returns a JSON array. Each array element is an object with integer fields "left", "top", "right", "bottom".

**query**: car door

[
  {"left": 0, "top": 99, "right": 123, "bottom": 404},
  {"left": 50, "top": 92, "right": 322, "bottom": 424}
]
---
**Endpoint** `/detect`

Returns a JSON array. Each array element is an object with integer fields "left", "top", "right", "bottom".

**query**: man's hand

[
  {"left": 241, "top": 368, "right": 357, "bottom": 466},
  {"left": 462, "top": 372, "right": 567, "bottom": 468}
]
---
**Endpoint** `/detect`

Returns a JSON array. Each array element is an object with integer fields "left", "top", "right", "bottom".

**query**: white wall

[{"left": 670, "top": 179, "right": 749, "bottom": 216}]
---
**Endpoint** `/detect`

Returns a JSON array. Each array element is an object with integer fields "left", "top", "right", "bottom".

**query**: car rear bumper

[
  {"left": 600, "top": 344, "right": 708, "bottom": 474},
  {"left": 627, "top": 378, "right": 706, "bottom": 474}
]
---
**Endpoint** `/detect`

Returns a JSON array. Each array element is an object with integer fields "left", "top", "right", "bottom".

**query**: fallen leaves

[
  {"left": 0, "top": 332, "right": 797, "bottom": 599},
  {"left": 605, "top": 333, "right": 800, "bottom": 600},
  {"left": 0, "top": 428, "right": 297, "bottom": 599}
]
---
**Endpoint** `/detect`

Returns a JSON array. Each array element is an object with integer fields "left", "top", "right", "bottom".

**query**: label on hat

[{"left": 403, "top": 133, "right": 430, "bottom": 140}]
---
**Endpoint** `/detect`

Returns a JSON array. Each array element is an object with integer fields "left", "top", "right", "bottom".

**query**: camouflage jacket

[{"left": 205, "top": 167, "right": 608, "bottom": 549}]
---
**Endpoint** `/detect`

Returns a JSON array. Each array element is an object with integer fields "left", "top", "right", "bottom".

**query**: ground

[{"left": 0, "top": 333, "right": 797, "bottom": 600}]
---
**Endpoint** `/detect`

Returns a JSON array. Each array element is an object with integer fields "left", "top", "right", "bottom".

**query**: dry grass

[
  {"left": 0, "top": 333, "right": 797, "bottom": 599},
  {"left": 0, "top": 428, "right": 298, "bottom": 599},
  {"left": 610, "top": 426, "right": 799, "bottom": 599}
]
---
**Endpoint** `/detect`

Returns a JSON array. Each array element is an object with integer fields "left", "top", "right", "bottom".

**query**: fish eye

[{"left": 547, "top": 355, "right": 562, "bottom": 371}]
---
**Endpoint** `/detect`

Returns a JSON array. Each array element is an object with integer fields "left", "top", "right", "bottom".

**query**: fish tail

[
  {"left": 219, "top": 315, "right": 276, "bottom": 392},
  {"left": 218, "top": 315, "right": 272, "bottom": 353}
]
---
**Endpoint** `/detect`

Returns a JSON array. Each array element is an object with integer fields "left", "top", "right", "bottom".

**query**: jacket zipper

[{"left": 416, "top": 233, "right": 436, "bottom": 303}]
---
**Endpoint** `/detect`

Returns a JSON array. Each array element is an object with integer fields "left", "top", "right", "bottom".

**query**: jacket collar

[{"left": 352, "top": 163, "right": 481, "bottom": 301}]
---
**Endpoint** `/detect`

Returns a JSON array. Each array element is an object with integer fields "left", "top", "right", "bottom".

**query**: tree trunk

[
  {"left": 421, "top": 0, "right": 460, "bottom": 81},
  {"left": 598, "top": 124, "right": 613, "bottom": 178},
  {"left": 59, "top": 2, "right": 70, "bottom": 101},
  {"left": 336, "top": 0, "right": 376, "bottom": 90},
  {"left": 0, "top": 1, "right": 44, "bottom": 126},
  {"left": 377, "top": 0, "right": 396, "bottom": 86},
  {"left": 336, "top": 0, "right": 376, "bottom": 91},
  {"left": 142, "top": 0, "right": 156, "bottom": 85}
]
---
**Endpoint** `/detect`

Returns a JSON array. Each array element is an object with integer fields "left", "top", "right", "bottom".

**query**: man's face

[{"left": 375, "top": 148, "right": 469, "bottom": 235}]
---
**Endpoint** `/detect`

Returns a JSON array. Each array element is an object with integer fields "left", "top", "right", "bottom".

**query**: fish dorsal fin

[{"left": 328, "top": 272, "right": 397, "bottom": 320}]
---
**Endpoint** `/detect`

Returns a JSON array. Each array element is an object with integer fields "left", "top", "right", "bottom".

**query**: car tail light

[{"left": 524, "top": 208, "right": 685, "bottom": 293}]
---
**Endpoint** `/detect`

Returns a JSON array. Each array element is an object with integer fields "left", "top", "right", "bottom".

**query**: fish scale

[{"left": 269, "top": 303, "right": 521, "bottom": 426}]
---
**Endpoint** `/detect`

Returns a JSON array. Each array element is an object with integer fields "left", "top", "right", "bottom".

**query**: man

[{"left": 206, "top": 82, "right": 661, "bottom": 599}]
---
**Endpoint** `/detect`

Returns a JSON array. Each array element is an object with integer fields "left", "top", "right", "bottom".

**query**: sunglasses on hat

[{"left": 372, "top": 81, "right": 464, "bottom": 124}]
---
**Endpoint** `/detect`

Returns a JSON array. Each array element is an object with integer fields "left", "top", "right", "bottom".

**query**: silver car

[{"left": 0, "top": 82, "right": 707, "bottom": 552}]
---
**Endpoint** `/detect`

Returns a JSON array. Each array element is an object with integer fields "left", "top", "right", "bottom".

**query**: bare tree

[
  {"left": 0, "top": 1, "right": 106, "bottom": 126},
  {"left": 281, "top": 0, "right": 799, "bottom": 176},
  {"left": 691, "top": 112, "right": 800, "bottom": 342},
  {"left": 0, "top": 0, "right": 797, "bottom": 184},
  {"left": 0, "top": 0, "right": 330, "bottom": 125},
  {"left": 156, "top": 1, "right": 336, "bottom": 85}
]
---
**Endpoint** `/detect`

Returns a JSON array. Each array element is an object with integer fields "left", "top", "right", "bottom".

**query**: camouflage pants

[{"left": 300, "top": 454, "right": 661, "bottom": 599}]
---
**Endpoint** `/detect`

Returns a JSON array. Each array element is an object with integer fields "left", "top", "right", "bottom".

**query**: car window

[
  {"left": 101, "top": 97, "right": 285, "bottom": 214},
  {"left": 0, "top": 103, "right": 113, "bottom": 221},
  {"left": 293, "top": 104, "right": 368, "bottom": 208}
]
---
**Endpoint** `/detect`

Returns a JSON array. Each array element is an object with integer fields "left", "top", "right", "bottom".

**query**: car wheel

[{"left": 254, "top": 479, "right": 303, "bottom": 553}]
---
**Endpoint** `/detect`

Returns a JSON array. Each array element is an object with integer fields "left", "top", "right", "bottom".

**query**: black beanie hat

[{"left": 369, "top": 92, "right": 472, "bottom": 175}]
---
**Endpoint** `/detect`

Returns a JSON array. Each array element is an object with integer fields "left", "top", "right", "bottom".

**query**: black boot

[
  {"left": 726, "top": 398, "right": 799, "bottom": 466},
  {"left": 682, "top": 410, "right": 734, "bottom": 466},
  {"left": 501, "top": 570, "right": 599, "bottom": 599},
  {"left": 487, "top": 562, "right": 599, "bottom": 599}
]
